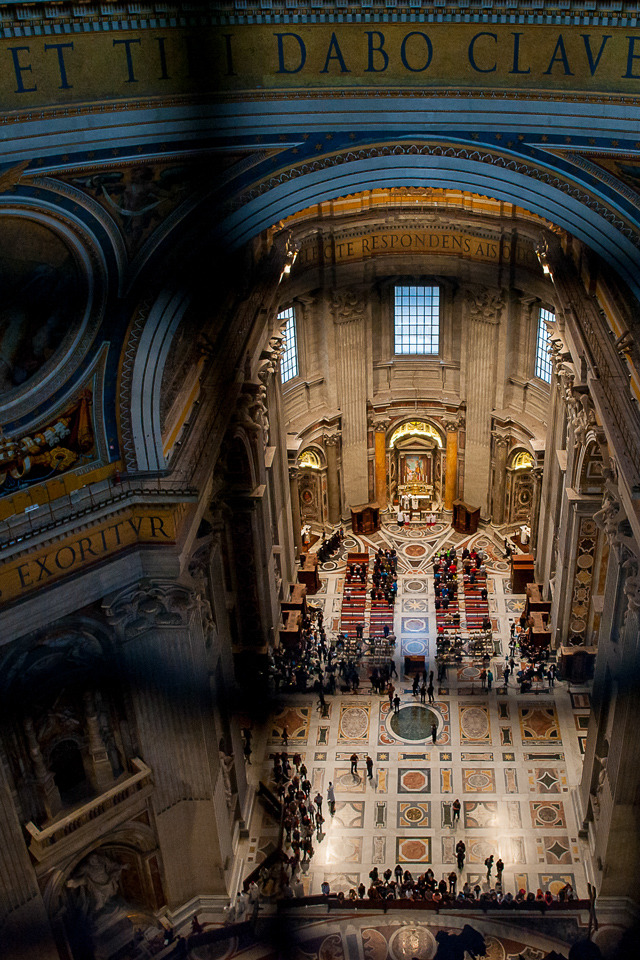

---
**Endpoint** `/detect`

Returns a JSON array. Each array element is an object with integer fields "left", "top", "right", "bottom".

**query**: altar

[{"left": 399, "top": 485, "right": 433, "bottom": 519}]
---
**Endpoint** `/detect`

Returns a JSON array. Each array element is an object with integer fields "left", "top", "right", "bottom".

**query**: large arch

[{"left": 215, "top": 149, "right": 640, "bottom": 297}]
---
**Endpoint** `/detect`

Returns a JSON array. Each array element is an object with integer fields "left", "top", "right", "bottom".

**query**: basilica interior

[{"left": 2, "top": 3, "right": 640, "bottom": 959}]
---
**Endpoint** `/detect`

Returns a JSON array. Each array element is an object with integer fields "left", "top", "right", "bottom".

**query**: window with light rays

[
  {"left": 535, "top": 307, "right": 555, "bottom": 383},
  {"left": 279, "top": 306, "right": 299, "bottom": 383},
  {"left": 394, "top": 285, "right": 440, "bottom": 355}
]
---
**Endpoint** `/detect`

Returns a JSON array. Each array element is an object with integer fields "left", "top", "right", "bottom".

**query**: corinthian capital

[
  {"left": 465, "top": 287, "right": 505, "bottom": 324},
  {"left": 104, "top": 580, "right": 197, "bottom": 639},
  {"left": 331, "top": 289, "right": 366, "bottom": 324}
]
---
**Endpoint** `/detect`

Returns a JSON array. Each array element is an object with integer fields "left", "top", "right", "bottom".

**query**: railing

[
  {"left": 26, "top": 758, "right": 152, "bottom": 861},
  {"left": 0, "top": 478, "right": 198, "bottom": 551}
]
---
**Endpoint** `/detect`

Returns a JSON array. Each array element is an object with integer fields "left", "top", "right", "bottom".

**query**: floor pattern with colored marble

[{"left": 241, "top": 521, "right": 589, "bottom": 900}]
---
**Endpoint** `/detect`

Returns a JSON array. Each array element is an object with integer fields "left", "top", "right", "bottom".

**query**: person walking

[
  {"left": 327, "top": 782, "right": 335, "bottom": 816},
  {"left": 350, "top": 753, "right": 358, "bottom": 776},
  {"left": 314, "top": 791, "right": 323, "bottom": 818},
  {"left": 281, "top": 725, "right": 289, "bottom": 747},
  {"left": 393, "top": 694, "right": 401, "bottom": 714},
  {"left": 480, "top": 668, "right": 487, "bottom": 690},
  {"left": 365, "top": 755, "right": 374, "bottom": 780},
  {"left": 431, "top": 722, "right": 438, "bottom": 744},
  {"left": 412, "top": 674, "right": 420, "bottom": 697},
  {"left": 487, "top": 668, "right": 493, "bottom": 691},
  {"left": 456, "top": 839, "right": 466, "bottom": 870},
  {"left": 495, "top": 858, "right": 504, "bottom": 886},
  {"left": 448, "top": 870, "right": 457, "bottom": 895},
  {"left": 452, "top": 798, "right": 461, "bottom": 825},
  {"left": 484, "top": 854, "right": 494, "bottom": 883},
  {"left": 427, "top": 679, "right": 434, "bottom": 703},
  {"left": 420, "top": 683, "right": 426, "bottom": 703}
]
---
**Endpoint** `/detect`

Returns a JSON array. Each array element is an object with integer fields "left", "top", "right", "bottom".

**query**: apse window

[
  {"left": 535, "top": 307, "right": 555, "bottom": 384},
  {"left": 279, "top": 306, "right": 299, "bottom": 383},
  {"left": 394, "top": 285, "right": 440, "bottom": 355}
]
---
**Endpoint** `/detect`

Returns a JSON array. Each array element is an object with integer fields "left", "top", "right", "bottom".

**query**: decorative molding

[
  {"left": 231, "top": 143, "right": 640, "bottom": 248},
  {"left": 324, "top": 433, "right": 341, "bottom": 448}
]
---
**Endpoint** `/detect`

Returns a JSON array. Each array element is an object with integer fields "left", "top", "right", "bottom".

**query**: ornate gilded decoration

[
  {"left": 511, "top": 451, "right": 534, "bottom": 470},
  {"left": 390, "top": 421, "right": 443, "bottom": 448},
  {"left": 0, "top": 390, "right": 94, "bottom": 495},
  {"left": 298, "top": 450, "right": 321, "bottom": 470}
]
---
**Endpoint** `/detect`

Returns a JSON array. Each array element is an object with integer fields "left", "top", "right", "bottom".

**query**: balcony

[{"left": 26, "top": 758, "right": 153, "bottom": 864}]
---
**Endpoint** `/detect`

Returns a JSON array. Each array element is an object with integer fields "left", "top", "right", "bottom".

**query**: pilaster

[
  {"left": 332, "top": 289, "right": 369, "bottom": 509},
  {"left": 463, "top": 287, "right": 505, "bottom": 518},
  {"left": 104, "top": 580, "right": 226, "bottom": 906}
]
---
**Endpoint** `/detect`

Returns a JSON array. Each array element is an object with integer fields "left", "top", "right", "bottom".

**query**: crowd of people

[
  {"left": 317, "top": 867, "right": 577, "bottom": 906},
  {"left": 315, "top": 528, "right": 345, "bottom": 564},
  {"left": 267, "top": 606, "right": 365, "bottom": 698},
  {"left": 370, "top": 547, "right": 399, "bottom": 604}
]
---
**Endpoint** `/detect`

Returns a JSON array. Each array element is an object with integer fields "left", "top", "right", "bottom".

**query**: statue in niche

[
  {"left": 66, "top": 852, "right": 127, "bottom": 917},
  {"left": 218, "top": 737, "right": 235, "bottom": 811}
]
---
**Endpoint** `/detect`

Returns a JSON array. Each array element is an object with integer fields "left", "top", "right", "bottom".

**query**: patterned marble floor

[{"left": 241, "top": 521, "right": 590, "bottom": 901}]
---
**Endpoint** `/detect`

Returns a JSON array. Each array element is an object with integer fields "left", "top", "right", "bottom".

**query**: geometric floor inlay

[
  {"left": 527, "top": 767, "right": 568, "bottom": 794},
  {"left": 530, "top": 801, "right": 567, "bottom": 828},
  {"left": 396, "top": 836, "right": 432, "bottom": 863},
  {"left": 539, "top": 836, "right": 573, "bottom": 865},
  {"left": 462, "top": 768, "right": 496, "bottom": 793},
  {"left": 397, "top": 801, "right": 431, "bottom": 828},
  {"left": 398, "top": 768, "right": 431, "bottom": 793},
  {"left": 519, "top": 705, "right": 562, "bottom": 745},
  {"left": 464, "top": 800, "right": 499, "bottom": 828}
]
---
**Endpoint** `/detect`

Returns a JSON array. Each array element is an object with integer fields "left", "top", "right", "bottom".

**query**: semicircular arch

[{"left": 216, "top": 151, "right": 640, "bottom": 298}]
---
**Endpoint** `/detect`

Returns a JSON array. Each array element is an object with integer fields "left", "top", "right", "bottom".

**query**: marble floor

[{"left": 241, "top": 520, "right": 590, "bottom": 901}]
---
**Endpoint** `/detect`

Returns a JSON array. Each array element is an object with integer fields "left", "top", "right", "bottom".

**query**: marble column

[
  {"left": 443, "top": 420, "right": 458, "bottom": 512},
  {"left": 373, "top": 422, "right": 388, "bottom": 510},
  {"left": 332, "top": 290, "right": 369, "bottom": 509},
  {"left": 105, "top": 581, "right": 227, "bottom": 906},
  {"left": 491, "top": 434, "right": 510, "bottom": 525},
  {"left": 529, "top": 464, "right": 544, "bottom": 553},
  {"left": 463, "top": 288, "right": 505, "bottom": 518},
  {"left": 324, "top": 434, "right": 341, "bottom": 525},
  {"left": 289, "top": 467, "right": 303, "bottom": 556}
]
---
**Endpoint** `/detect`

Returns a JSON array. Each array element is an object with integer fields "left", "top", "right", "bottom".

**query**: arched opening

[{"left": 49, "top": 739, "right": 89, "bottom": 806}]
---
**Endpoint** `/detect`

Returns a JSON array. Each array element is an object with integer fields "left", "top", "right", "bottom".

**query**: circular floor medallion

[
  {"left": 460, "top": 706, "right": 489, "bottom": 740},
  {"left": 405, "top": 580, "right": 426, "bottom": 593},
  {"left": 389, "top": 704, "right": 438, "bottom": 741},
  {"left": 467, "top": 772, "right": 492, "bottom": 790},
  {"left": 405, "top": 543, "right": 426, "bottom": 557},
  {"left": 389, "top": 925, "right": 437, "bottom": 960},
  {"left": 340, "top": 706, "right": 369, "bottom": 739}
]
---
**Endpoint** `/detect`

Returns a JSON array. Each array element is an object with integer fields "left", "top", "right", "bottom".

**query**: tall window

[
  {"left": 394, "top": 285, "right": 440, "bottom": 355},
  {"left": 279, "top": 306, "right": 299, "bottom": 383},
  {"left": 535, "top": 307, "right": 555, "bottom": 383}
]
